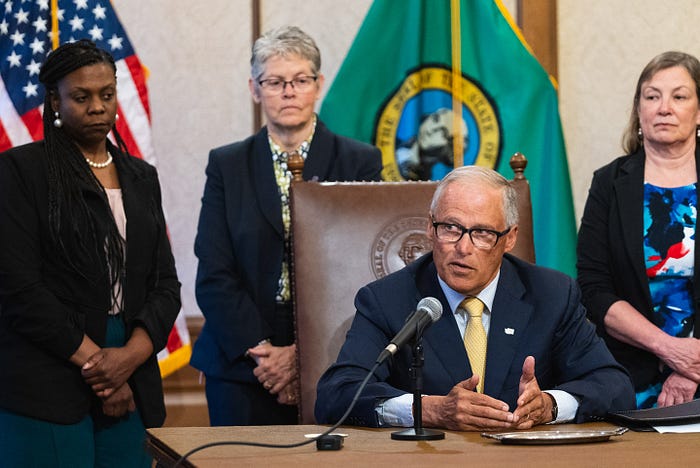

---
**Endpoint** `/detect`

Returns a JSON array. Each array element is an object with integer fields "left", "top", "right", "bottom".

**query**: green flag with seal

[{"left": 319, "top": 0, "right": 576, "bottom": 276}]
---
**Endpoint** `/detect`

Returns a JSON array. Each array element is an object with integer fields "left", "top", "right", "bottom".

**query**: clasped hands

[
  {"left": 422, "top": 355, "right": 555, "bottom": 431},
  {"left": 79, "top": 329, "right": 153, "bottom": 418},
  {"left": 81, "top": 346, "right": 139, "bottom": 418},
  {"left": 656, "top": 336, "right": 700, "bottom": 407},
  {"left": 247, "top": 342, "right": 299, "bottom": 405}
]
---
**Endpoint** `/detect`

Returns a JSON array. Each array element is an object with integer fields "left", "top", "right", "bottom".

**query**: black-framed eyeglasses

[
  {"left": 257, "top": 75, "right": 318, "bottom": 95},
  {"left": 431, "top": 221, "right": 511, "bottom": 250}
]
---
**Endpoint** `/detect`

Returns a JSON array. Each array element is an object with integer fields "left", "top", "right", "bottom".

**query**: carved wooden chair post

[
  {"left": 288, "top": 151, "right": 304, "bottom": 184},
  {"left": 508, "top": 152, "right": 535, "bottom": 263}
]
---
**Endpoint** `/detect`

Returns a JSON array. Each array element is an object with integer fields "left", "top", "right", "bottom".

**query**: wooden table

[{"left": 147, "top": 423, "right": 698, "bottom": 467}]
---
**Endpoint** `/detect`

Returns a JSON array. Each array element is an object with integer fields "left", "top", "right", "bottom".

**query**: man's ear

[
  {"left": 503, "top": 225, "right": 518, "bottom": 253},
  {"left": 426, "top": 213, "right": 434, "bottom": 240}
]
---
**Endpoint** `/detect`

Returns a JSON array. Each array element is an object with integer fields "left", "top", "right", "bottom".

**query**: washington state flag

[{"left": 320, "top": 0, "right": 576, "bottom": 275}]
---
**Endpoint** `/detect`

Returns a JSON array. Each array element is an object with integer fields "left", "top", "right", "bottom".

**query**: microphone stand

[{"left": 391, "top": 340, "right": 445, "bottom": 441}]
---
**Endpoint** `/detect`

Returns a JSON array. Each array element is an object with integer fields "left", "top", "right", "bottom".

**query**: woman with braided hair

[{"left": 0, "top": 40, "right": 181, "bottom": 466}]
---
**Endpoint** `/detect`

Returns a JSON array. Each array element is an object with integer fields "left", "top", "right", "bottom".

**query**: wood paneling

[{"left": 519, "top": 0, "right": 558, "bottom": 80}]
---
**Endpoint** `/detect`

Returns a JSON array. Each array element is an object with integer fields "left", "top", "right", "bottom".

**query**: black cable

[{"left": 171, "top": 361, "right": 381, "bottom": 467}]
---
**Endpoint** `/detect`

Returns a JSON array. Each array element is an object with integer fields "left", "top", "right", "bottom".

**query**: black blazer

[
  {"left": 190, "top": 119, "right": 382, "bottom": 382},
  {"left": 315, "top": 253, "right": 634, "bottom": 426},
  {"left": 0, "top": 141, "right": 181, "bottom": 427},
  {"left": 577, "top": 147, "right": 700, "bottom": 392}
]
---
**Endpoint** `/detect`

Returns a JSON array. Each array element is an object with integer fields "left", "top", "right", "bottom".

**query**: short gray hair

[
  {"left": 430, "top": 165, "right": 519, "bottom": 227},
  {"left": 251, "top": 25, "right": 321, "bottom": 81}
]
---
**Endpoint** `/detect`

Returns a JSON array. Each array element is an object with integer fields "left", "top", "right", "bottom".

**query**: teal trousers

[{"left": 0, "top": 315, "right": 151, "bottom": 467}]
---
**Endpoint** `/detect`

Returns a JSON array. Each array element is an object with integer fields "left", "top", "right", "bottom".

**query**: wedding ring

[{"left": 264, "top": 382, "right": 272, "bottom": 390}]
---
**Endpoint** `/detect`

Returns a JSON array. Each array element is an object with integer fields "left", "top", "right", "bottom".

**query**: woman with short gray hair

[{"left": 190, "top": 25, "right": 382, "bottom": 426}]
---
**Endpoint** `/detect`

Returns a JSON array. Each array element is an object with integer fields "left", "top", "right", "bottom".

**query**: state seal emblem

[
  {"left": 374, "top": 65, "right": 502, "bottom": 181},
  {"left": 370, "top": 217, "right": 433, "bottom": 279}
]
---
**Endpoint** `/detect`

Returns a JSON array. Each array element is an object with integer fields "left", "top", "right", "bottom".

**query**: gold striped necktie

[{"left": 461, "top": 297, "right": 487, "bottom": 393}]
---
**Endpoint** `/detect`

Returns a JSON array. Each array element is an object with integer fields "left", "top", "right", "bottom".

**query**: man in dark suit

[
  {"left": 315, "top": 166, "right": 634, "bottom": 430},
  {"left": 191, "top": 26, "right": 382, "bottom": 426}
]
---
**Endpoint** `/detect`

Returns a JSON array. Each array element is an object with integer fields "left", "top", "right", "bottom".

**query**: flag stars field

[{"left": 88, "top": 24, "right": 102, "bottom": 41}]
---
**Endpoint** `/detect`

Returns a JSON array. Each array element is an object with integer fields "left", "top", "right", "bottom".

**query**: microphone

[{"left": 376, "top": 297, "right": 443, "bottom": 364}]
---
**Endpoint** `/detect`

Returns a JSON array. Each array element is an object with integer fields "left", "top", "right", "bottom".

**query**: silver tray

[{"left": 481, "top": 427, "right": 628, "bottom": 445}]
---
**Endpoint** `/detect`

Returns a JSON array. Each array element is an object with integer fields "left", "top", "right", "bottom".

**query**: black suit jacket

[
  {"left": 577, "top": 147, "right": 700, "bottom": 392},
  {"left": 315, "top": 253, "right": 634, "bottom": 427},
  {"left": 190, "top": 119, "right": 382, "bottom": 382},
  {"left": 0, "top": 141, "right": 181, "bottom": 427}
]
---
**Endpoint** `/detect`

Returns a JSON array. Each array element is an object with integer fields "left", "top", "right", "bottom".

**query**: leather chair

[{"left": 289, "top": 153, "right": 534, "bottom": 424}]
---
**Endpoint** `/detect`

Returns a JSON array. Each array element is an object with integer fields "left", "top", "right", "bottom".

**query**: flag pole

[
  {"left": 450, "top": 0, "right": 463, "bottom": 168},
  {"left": 251, "top": 0, "right": 263, "bottom": 133},
  {"left": 50, "top": 0, "right": 59, "bottom": 50}
]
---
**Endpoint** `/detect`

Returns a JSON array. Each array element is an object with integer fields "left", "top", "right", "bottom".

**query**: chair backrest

[{"left": 290, "top": 154, "right": 534, "bottom": 424}]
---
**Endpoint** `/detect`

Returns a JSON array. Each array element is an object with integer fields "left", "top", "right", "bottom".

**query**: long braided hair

[{"left": 38, "top": 40, "right": 130, "bottom": 307}]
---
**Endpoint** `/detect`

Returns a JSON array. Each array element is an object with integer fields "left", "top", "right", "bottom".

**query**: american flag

[{"left": 0, "top": 0, "right": 191, "bottom": 378}]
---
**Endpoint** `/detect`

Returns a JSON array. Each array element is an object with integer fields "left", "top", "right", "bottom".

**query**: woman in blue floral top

[{"left": 578, "top": 51, "right": 700, "bottom": 409}]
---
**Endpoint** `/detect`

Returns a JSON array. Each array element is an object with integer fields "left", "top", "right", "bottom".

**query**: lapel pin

[{"left": 504, "top": 328, "right": 515, "bottom": 335}]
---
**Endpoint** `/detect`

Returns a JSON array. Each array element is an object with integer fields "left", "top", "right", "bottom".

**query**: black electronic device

[{"left": 316, "top": 434, "right": 344, "bottom": 451}]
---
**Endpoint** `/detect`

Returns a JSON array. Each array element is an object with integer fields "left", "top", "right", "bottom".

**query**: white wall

[{"left": 111, "top": 0, "right": 699, "bottom": 316}]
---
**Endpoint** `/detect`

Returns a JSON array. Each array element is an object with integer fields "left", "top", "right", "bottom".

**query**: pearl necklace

[{"left": 85, "top": 152, "right": 113, "bottom": 169}]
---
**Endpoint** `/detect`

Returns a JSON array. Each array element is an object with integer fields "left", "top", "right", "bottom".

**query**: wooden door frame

[{"left": 518, "top": 0, "right": 558, "bottom": 81}]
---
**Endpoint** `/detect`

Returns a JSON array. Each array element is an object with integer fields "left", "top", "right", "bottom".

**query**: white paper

[
  {"left": 652, "top": 422, "right": 700, "bottom": 433},
  {"left": 303, "top": 433, "right": 348, "bottom": 438}
]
